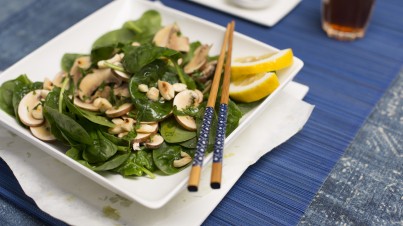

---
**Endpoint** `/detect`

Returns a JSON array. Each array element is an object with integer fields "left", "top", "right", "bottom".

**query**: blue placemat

[{"left": 0, "top": 0, "right": 402, "bottom": 225}]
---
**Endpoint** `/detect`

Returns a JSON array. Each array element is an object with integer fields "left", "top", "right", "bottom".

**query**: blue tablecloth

[{"left": 1, "top": 0, "right": 402, "bottom": 225}]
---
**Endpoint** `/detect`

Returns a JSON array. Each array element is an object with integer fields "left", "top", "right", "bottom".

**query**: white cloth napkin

[{"left": 0, "top": 82, "right": 314, "bottom": 226}]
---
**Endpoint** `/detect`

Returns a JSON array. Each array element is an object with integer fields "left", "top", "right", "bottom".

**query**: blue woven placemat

[{"left": 0, "top": 0, "right": 402, "bottom": 225}]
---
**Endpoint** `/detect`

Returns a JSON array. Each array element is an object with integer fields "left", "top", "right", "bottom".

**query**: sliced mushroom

[
  {"left": 74, "top": 97, "right": 99, "bottom": 112},
  {"left": 113, "top": 84, "right": 130, "bottom": 98},
  {"left": 194, "top": 89, "right": 204, "bottom": 105},
  {"left": 132, "top": 133, "right": 152, "bottom": 143},
  {"left": 144, "top": 134, "right": 164, "bottom": 149},
  {"left": 91, "top": 85, "right": 112, "bottom": 101},
  {"left": 158, "top": 80, "right": 175, "bottom": 101},
  {"left": 184, "top": 44, "right": 211, "bottom": 74},
  {"left": 52, "top": 71, "right": 68, "bottom": 88},
  {"left": 167, "top": 32, "right": 190, "bottom": 52},
  {"left": 43, "top": 78, "right": 54, "bottom": 90},
  {"left": 78, "top": 68, "right": 119, "bottom": 101},
  {"left": 70, "top": 56, "right": 91, "bottom": 86},
  {"left": 173, "top": 151, "right": 192, "bottom": 168},
  {"left": 197, "top": 60, "right": 217, "bottom": 83},
  {"left": 93, "top": 98, "right": 113, "bottom": 112},
  {"left": 173, "top": 83, "right": 187, "bottom": 92},
  {"left": 153, "top": 24, "right": 179, "bottom": 47},
  {"left": 30, "top": 121, "right": 56, "bottom": 142},
  {"left": 18, "top": 90, "right": 49, "bottom": 127},
  {"left": 97, "top": 53, "right": 123, "bottom": 69},
  {"left": 173, "top": 90, "right": 199, "bottom": 131},
  {"left": 105, "top": 103, "right": 133, "bottom": 118},
  {"left": 136, "top": 122, "right": 158, "bottom": 133}
]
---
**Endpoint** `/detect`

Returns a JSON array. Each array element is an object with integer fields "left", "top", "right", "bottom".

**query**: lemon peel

[
  {"left": 229, "top": 72, "right": 280, "bottom": 103},
  {"left": 231, "top": 49, "right": 293, "bottom": 80}
]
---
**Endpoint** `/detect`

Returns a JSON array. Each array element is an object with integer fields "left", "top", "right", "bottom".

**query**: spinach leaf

[
  {"left": 179, "top": 137, "right": 197, "bottom": 149},
  {"left": 122, "top": 10, "right": 162, "bottom": 43},
  {"left": 66, "top": 147, "right": 82, "bottom": 160},
  {"left": 83, "top": 130, "right": 117, "bottom": 163},
  {"left": 113, "top": 151, "right": 155, "bottom": 178},
  {"left": 63, "top": 94, "right": 115, "bottom": 127},
  {"left": 91, "top": 28, "right": 134, "bottom": 63},
  {"left": 122, "top": 44, "right": 180, "bottom": 73},
  {"left": 128, "top": 61, "right": 173, "bottom": 122},
  {"left": 173, "top": 61, "right": 196, "bottom": 90},
  {"left": 93, "top": 153, "right": 130, "bottom": 171},
  {"left": 160, "top": 117, "right": 196, "bottom": 143},
  {"left": 44, "top": 106, "right": 92, "bottom": 145},
  {"left": 224, "top": 100, "right": 243, "bottom": 136},
  {"left": 153, "top": 142, "right": 188, "bottom": 175},
  {"left": 0, "top": 74, "right": 32, "bottom": 116}
]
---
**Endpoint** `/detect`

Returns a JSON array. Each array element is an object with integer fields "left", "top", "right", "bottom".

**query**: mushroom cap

[
  {"left": 78, "top": 68, "right": 119, "bottom": 101},
  {"left": 153, "top": 24, "right": 179, "bottom": 47},
  {"left": 18, "top": 89, "right": 49, "bottom": 127},
  {"left": 132, "top": 133, "right": 152, "bottom": 143},
  {"left": 173, "top": 90, "right": 199, "bottom": 131},
  {"left": 30, "top": 122, "right": 56, "bottom": 142},
  {"left": 144, "top": 134, "right": 164, "bottom": 149},
  {"left": 74, "top": 97, "right": 99, "bottom": 111},
  {"left": 105, "top": 103, "right": 133, "bottom": 118},
  {"left": 184, "top": 44, "right": 211, "bottom": 74},
  {"left": 136, "top": 122, "right": 158, "bottom": 133}
]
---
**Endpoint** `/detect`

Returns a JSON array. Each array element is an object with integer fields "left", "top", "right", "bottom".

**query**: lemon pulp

[{"left": 229, "top": 72, "right": 280, "bottom": 103}]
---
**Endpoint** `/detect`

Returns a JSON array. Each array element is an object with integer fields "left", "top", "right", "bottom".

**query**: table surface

[{"left": 0, "top": 0, "right": 402, "bottom": 225}]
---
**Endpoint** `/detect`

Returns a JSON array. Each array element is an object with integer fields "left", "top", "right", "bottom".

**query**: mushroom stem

[{"left": 103, "top": 61, "right": 125, "bottom": 73}]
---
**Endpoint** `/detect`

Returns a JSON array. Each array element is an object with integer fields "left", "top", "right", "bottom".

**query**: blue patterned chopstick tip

[
  {"left": 192, "top": 107, "right": 214, "bottom": 166},
  {"left": 213, "top": 103, "right": 228, "bottom": 163}
]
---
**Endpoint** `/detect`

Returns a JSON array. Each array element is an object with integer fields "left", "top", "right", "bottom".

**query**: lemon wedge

[
  {"left": 231, "top": 48, "right": 293, "bottom": 80},
  {"left": 229, "top": 72, "right": 280, "bottom": 103}
]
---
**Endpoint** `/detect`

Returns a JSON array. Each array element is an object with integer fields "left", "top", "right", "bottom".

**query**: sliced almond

[{"left": 158, "top": 80, "right": 175, "bottom": 100}]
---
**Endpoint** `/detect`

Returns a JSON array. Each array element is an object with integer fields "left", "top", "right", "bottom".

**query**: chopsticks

[{"left": 188, "top": 21, "right": 235, "bottom": 192}]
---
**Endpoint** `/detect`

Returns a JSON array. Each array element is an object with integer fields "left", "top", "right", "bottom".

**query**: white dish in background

[
  {"left": 0, "top": 0, "right": 303, "bottom": 209},
  {"left": 187, "top": 0, "right": 301, "bottom": 27}
]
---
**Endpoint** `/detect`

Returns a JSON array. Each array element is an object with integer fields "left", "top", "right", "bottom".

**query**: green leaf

[
  {"left": 93, "top": 153, "right": 130, "bottom": 171},
  {"left": 153, "top": 142, "right": 188, "bottom": 175},
  {"left": 44, "top": 106, "right": 92, "bottom": 145},
  {"left": 83, "top": 130, "right": 118, "bottom": 163},
  {"left": 160, "top": 117, "right": 196, "bottom": 143},
  {"left": 122, "top": 10, "right": 162, "bottom": 40},
  {"left": 122, "top": 44, "right": 180, "bottom": 73},
  {"left": 61, "top": 53, "right": 86, "bottom": 72}
]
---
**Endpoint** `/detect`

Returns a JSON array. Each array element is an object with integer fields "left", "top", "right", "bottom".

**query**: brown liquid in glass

[{"left": 322, "top": 0, "right": 375, "bottom": 39}]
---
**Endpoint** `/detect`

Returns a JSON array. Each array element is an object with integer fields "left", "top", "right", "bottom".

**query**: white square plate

[
  {"left": 0, "top": 0, "right": 303, "bottom": 208},
  {"left": 187, "top": 0, "right": 301, "bottom": 27}
]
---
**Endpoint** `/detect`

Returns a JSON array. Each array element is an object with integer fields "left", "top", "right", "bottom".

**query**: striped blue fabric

[{"left": 0, "top": 0, "right": 402, "bottom": 225}]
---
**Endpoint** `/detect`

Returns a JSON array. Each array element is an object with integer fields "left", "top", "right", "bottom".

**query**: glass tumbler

[{"left": 322, "top": 0, "right": 376, "bottom": 41}]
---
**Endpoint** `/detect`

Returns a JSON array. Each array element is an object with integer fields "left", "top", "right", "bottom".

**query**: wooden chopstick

[
  {"left": 211, "top": 20, "right": 235, "bottom": 189},
  {"left": 188, "top": 22, "right": 234, "bottom": 192}
]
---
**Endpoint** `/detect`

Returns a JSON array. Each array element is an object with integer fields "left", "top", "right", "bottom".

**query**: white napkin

[{"left": 0, "top": 82, "right": 314, "bottom": 226}]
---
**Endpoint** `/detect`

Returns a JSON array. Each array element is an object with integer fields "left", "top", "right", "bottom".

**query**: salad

[{"left": 0, "top": 10, "right": 250, "bottom": 178}]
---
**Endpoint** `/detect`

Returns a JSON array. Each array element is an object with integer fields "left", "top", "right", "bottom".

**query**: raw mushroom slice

[
  {"left": 78, "top": 68, "right": 119, "bottom": 101},
  {"left": 144, "top": 134, "right": 164, "bottom": 149},
  {"left": 70, "top": 56, "right": 91, "bottom": 86},
  {"left": 113, "top": 84, "right": 130, "bottom": 98},
  {"left": 105, "top": 103, "right": 133, "bottom": 118},
  {"left": 30, "top": 121, "right": 56, "bottom": 142},
  {"left": 167, "top": 32, "right": 190, "bottom": 52},
  {"left": 153, "top": 24, "right": 179, "bottom": 47},
  {"left": 73, "top": 97, "right": 99, "bottom": 112},
  {"left": 136, "top": 123, "right": 158, "bottom": 133},
  {"left": 132, "top": 133, "right": 152, "bottom": 143},
  {"left": 173, "top": 90, "right": 199, "bottom": 131},
  {"left": 52, "top": 71, "right": 68, "bottom": 88},
  {"left": 184, "top": 44, "right": 211, "bottom": 74},
  {"left": 18, "top": 89, "right": 49, "bottom": 127}
]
